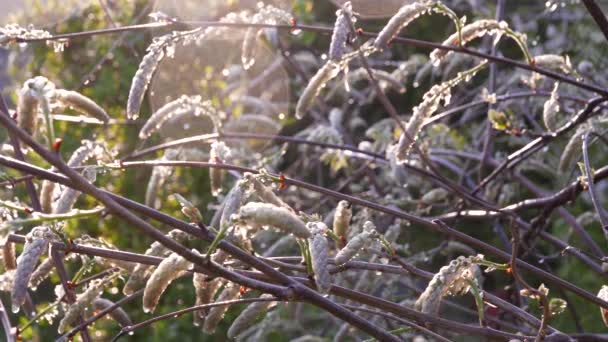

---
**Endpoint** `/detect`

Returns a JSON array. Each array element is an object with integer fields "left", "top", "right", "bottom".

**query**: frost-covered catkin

[
  {"left": 308, "top": 222, "right": 332, "bottom": 294},
  {"left": 430, "top": 20, "right": 506, "bottom": 65},
  {"left": 534, "top": 54, "right": 574, "bottom": 75},
  {"left": 329, "top": 2, "right": 354, "bottom": 61},
  {"left": 295, "top": 61, "right": 341, "bottom": 119},
  {"left": 202, "top": 283, "right": 241, "bottom": 334},
  {"left": 334, "top": 221, "right": 377, "bottom": 265},
  {"left": 58, "top": 278, "right": 108, "bottom": 333},
  {"left": 333, "top": 201, "right": 352, "bottom": 249},
  {"left": 28, "top": 257, "right": 54, "bottom": 290},
  {"left": 123, "top": 229, "right": 190, "bottom": 295},
  {"left": 414, "top": 255, "right": 483, "bottom": 314},
  {"left": 543, "top": 83, "right": 560, "bottom": 132},
  {"left": 373, "top": 1, "right": 435, "bottom": 49},
  {"left": 227, "top": 294, "right": 276, "bottom": 338},
  {"left": 92, "top": 298, "right": 132, "bottom": 327},
  {"left": 2, "top": 242, "right": 16, "bottom": 270},
  {"left": 235, "top": 202, "right": 311, "bottom": 238},
  {"left": 53, "top": 167, "right": 96, "bottom": 214},
  {"left": 51, "top": 89, "right": 110, "bottom": 123},
  {"left": 598, "top": 285, "right": 608, "bottom": 327},
  {"left": 558, "top": 128, "right": 587, "bottom": 173},
  {"left": 12, "top": 227, "right": 53, "bottom": 313},
  {"left": 142, "top": 251, "right": 193, "bottom": 313},
  {"left": 209, "top": 141, "right": 231, "bottom": 197}
]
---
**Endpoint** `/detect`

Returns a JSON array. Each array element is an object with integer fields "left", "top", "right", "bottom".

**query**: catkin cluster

[{"left": 414, "top": 255, "right": 483, "bottom": 314}]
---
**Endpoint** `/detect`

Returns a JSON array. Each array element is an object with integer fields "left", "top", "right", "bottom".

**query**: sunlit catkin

[
  {"left": 58, "top": 277, "right": 108, "bottom": 333},
  {"left": 123, "top": 229, "right": 190, "bottom": 295},
  {"left": 598, "top": 285, "right": 608, "bottom": 327},
  {"left": 202, "top": 283, "right": 241, "bottom": 334},
  {"left": 227, "top": 294, "right": 276, "bottom": 338},
  {"left": 193, "top": 271, "right": 224, "bottom": 325},
  {"left": 235, "top": 202, "right": 311, "bottom": 239},
  {"left": 92, "top": 298, "right": 133, "bottom": 327},
  {"left": 334, "top": 221, "right": 377, "bottom": 265},
  {"left": 414, "top": 255, "right": 483, "bottom": 314},
  {"left": 12, "top": 227, "right": 53, "bottom": 313},
  {"left": 295, "top": 61, "right": 341, "bottom": 119},
  {"left": 373, "top": 1, "right": 435, "bottom": 50},
  {"left": 17, "top": 77, "right": 52, "bottom": 135},
  {"left": 142, "top": 251, "right": 193, "bottom": 313},
  {"left": 329, "top": 2, "right": 354, "bottom": 61},
  {"left": 333, "top": 201, "right": 352, "bottom": 248},
  {"left": 244, "top": 173, "right": 292, "bottom": 211},
  {"left": 534, "top": 54, "right": 574, "bottom": 75},
  {"left": 2, "top": 241, "right": 16, "bottom": 270},
  {"left": 543, "top": 83, "right": 560, "bottom": 132},
  {"left": 209, "top": 141, "right": 231, "bottom": 197},
  {"left": 53, "top": 167, "right": 97, "bottom": 214},
  {"left": 308, "top": 222, "right": 332, "bottom": 294},
  {"left": 51, "top": 89, "right": 110, "bottom": 123}
]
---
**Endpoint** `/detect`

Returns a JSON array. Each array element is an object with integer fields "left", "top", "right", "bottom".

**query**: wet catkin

[
  {"left": 123, "top": 229, "right": 190, "bottom": 295},
  {"left": 51, "top": 89, "right": 110, "bottom": 123},
  {"left": 58, "top": 277, "right": 109, "bottom": 333},
  {"left": 332, "top": 200, "right": 352, "bottom": 248},
  {"left": 202, "top": 283, "right": 241, "bottom": 334},
  {"left": 142, "top": 251, "right": 193, "bottom": 313},
  {"left": 92, "top": 298, "right": 133, "bottom": 327},
  {"left": 414, "top": 255, "right": 483, "bottom": 314},
  {"left": 308, "top": 222, "right": 332, "bottom": 294},
  {"left": 12, "top": 227, "right": 53, "bottom": 313},
  {"left": 334, "top": 221, "right": 377, "bottom": 265},
  {"left": 329, "top": 1, "right": 354, "bottom": 61},
  {"left": 235, "top": 202, "right": 311, "bottom": 239},
  {"left": 373, "top": 1, "right": 435, "bottom": 50},
  {"left": 227, "top": 294, "right": 276, "bottom": 338}
]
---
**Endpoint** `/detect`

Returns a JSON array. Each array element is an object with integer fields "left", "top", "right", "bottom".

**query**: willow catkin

[
  {"left": 346, "top": 68, "right": 407, "bottom": 93},
  {"left": 534, "top": 54, "right": 574, "bottom": 75},
  {"left": 373, "top": 0, "right": 435, "bottom": 50},
  {"left": 123, "top": 229, "right": 190, "bottom": 295},
  {"left": 2, "top": 242, "right": 16, "bottom": 270},
  {"left": 334, "top": 221, "right": 377, "bottom": 265},
  {"left": 12, "top": 227, "right": 53, "bottom": 313},
  {"left": 543, "top": 83, "right": 560, "bottom": 132},
  {"left": 209, "top": 141, "right": 231, "bottom": 197},
  {"left": 308, "top": 222, "right": 332, "bottom": 294},
  {"left": 92, "top": 298, "right": 132, "bottom": 327},
  {"left": 558, "top": 128, "right": 587, "bottom": 174},
  {"left": 28, "top": 257, "right": 54, "bottom": 290},
  {"left": 142, "top": 251, "right": 193, "bottom": 313},
  {"left": 227, "top": 294, "right": 276, "bottom": 339},
  {"left": 430, "top": 20, "right": 507, "bottom": 65},
  {"left": 193, "top": 273, "right": 224, "bottom": 324},
  {"left": 332, "top": 201, "right": 352, "bottom": 249},
  {"left": 144, "top": 149, "right": 179, "bottom": 209},
  {"left": 244, "top": 173, "right": 292, "bottom": 211},
  {"left": 420, "top": 187, "right": 449, "bottom": 204},
  {"left": 295, "top": 61, "right": 341, "bottom": 119},
  {"left": 235, "top": 202, "right": 311, "bottom": 239},
  {"left": 53, "top": 167, "right": 97, "bottom": 214},
  {"left": 17, "top": 77, "right": 52, "bottom": 135},
  {"left": 219, "top": 179, "right": 249, "bottom": 230},
  {"left": 202, "top": 283, "right": 241, "bottom": 334},
  {"left": 598, "top": 285, "right": 608, "bottom": 327},
  {"left": 58, "top": 277, "right": 108, "bottom": 333},
  {"left": 51, "top": 89, "right": 110, "bottom": 123},
  {"left": 414, "top": 255, "right": 483, "bottom": 314},
  {"left": 329, "top": 2, "right": 354, "bottom": 61}
]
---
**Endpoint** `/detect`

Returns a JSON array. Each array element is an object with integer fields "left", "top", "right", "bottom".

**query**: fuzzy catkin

[
  {"left": 51, "top": 89, "right": 110, "bottom": 123},
  {"left": 414, "top": 255, "right": 482, "bottom": 314},
  {"left": 346, "top": 68, "right": 407, "bottom": 93},
  {"left": 2, "top": 242, "right": 16, "bottom": 270},
  {"left": 123, "top": 229, "right": 190, "bottom": 295},
  {"left": 202, "top": 283, "right": 241, "bottom": 334},
  {"left": 16, "top": 77, "right": 52, "bottom": 135},
  {"left": 430, "top": 20, "right": 507, "bottom": 65},
  {"left": 333, "top": 200, "right": 352, "bottom": 248},
  {"left": 53, "top": 167, "right": 96, "bottom": 214},
  {"left": 28, "top": 257, "right": 54, "bottom": 290},
  {"left": 534, "top": 54, "right": 574, "bottom": 75},
  {"left": 227, "top": 294, "right": 276, "bottom": 338},
  {"left": 598, "top": 285, "right": 608, "bottom": 327},
  {"left": 58, "top": 278, "right": 108, "bottom": 333},
  {"left": 236, "top": 202, "right": 311, "bottom": 239},
  {"left": 142, "top": 252, "right": 193, "bottom": 313},
  {"left": 219, "top": 179, "right": 249, "bottom": 230},
  {"left": 329, "top": 2, "right": 354, "bottom": 61},
  {"left": 558, "top": 128, "right": 587, "bottom": 173},
  {"left": 373, "top": 1, "right": 435, "bottom": 50},
  {"left": 193, "top": 273, "right": 224, "bottom": 325},
  {"left": 334, "top": 221, "right": 376, "bottom": 265},
  {"left": 543, "top": 83, "right": 560, "bottom": 132},
  {"left": 295, "top": 61, "right": 341, "bottom": 119},
  {"left": 420, "top": 188, "right": 449, "bottom": 203},
  {"left": 308, "top": 222, "right": 332, "bottom": 294},
  {"left": 92, "top": 298, "right": 132, "bottom": 327},
  {"left": 245, "top": 173, "right": 292, "bottom": 211},
  {"left": 12, "top": 227, "right": 52, "bottom": 313},
  {"left": 209, "top": 141, "right": 231, "bottom": 197}
]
